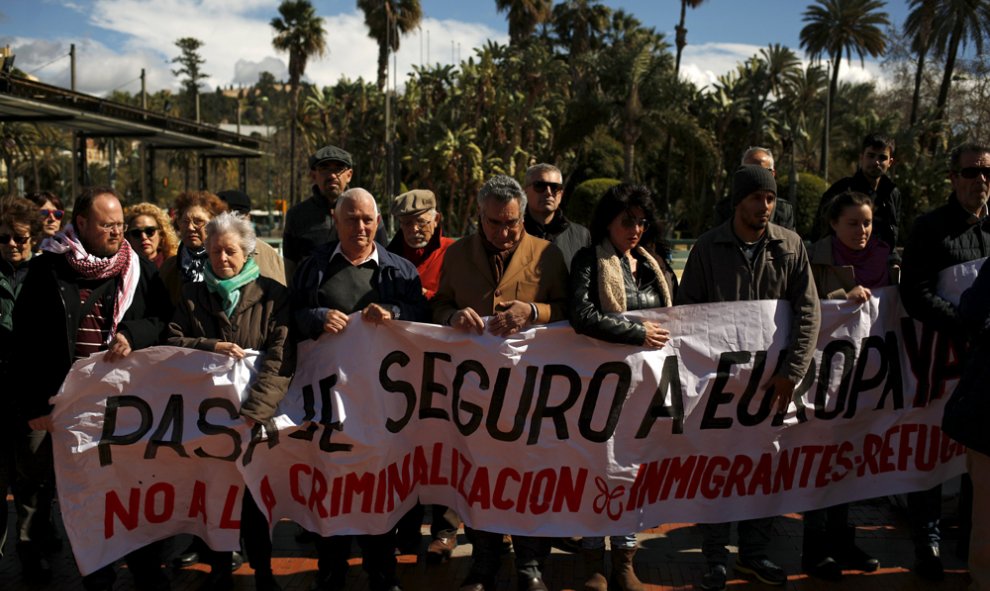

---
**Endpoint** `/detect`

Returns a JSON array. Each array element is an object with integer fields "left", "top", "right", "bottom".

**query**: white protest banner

[
  {"left": 52, "top": 284, "right": 971, "bottom": 571},
  {"left": 51, "top": 346, "right": 256, "bottom": 575},
  {"left": 243, "top": 286, "right": 966, "bottom": 538}
]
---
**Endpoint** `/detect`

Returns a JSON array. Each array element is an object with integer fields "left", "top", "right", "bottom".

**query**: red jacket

[{"left": 387, "top": 227, "right": 455, "bottom": 300}]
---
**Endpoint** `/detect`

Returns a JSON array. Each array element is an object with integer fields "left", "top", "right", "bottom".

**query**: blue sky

[{"left": 0, "top": 1, "right": 916, "bottom": 96}]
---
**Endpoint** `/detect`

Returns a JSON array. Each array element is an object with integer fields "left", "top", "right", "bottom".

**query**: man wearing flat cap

[
  {"left": 282, "top": 144, "right": 385, "bottom": 266},
  {"left": 677, "top": 165, "right": 820, "bottom": 591},
  {"left": 386, "top": 189, "right": 455, "bottom": 300}
]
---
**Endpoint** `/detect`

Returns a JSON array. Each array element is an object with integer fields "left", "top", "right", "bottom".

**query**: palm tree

[
  {"left": 358, "top": 0, "right": 422, "bottom": 91},
  {"left": 904, "top": 0, "right": 936, "bottom": 127},
  {"left": 799, "top": 0, "right": 889, "bottom": 180},
  {"left": 673, "top": 0, "right": 708, "bottom": 79},
  {"left": 925, "top": 0, "right": 990, "bottom": 151},
  {"left": 271, "top": 0, "right": 328, "bottom": 204},
  {"left": 495, "top": 0, "right": 552, "bottom": 45}
]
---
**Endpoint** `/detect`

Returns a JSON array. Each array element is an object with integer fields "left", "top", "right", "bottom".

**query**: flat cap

[
  {"left": 309, "top": 145, "right": 353, "bottom": 170},
  {"left": 217, "top": 189, "right": 251, "bottom": 214},
  {"left": 391, "top": 189, "right": 437, "bottom": 217}
]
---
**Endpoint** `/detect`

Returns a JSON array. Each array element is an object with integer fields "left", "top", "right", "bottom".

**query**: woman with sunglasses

[
  {"left": 168, "top": 211, "right": 292, "bottom": 591},
  {"left": 124, "top": 203, "right": 178, "bottom": 268},
  {"left": 24, "top": 191, "right": 65, "bottom": 242},
  {"left": 568, "top": 184, "right": 676, "bottom": 591},
  {"left": 160, "top": 191, "right": 228, "bottom": 305},
  {"left": 0, "top": 197, "right": 55, "bottom": 583}
]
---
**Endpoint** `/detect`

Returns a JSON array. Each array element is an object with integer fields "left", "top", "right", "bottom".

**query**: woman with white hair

[{"left": 168, "top": 211, "right": 292, "bottom": 591}]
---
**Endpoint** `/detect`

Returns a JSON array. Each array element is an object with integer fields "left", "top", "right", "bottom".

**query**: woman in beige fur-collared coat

[{"left": 568, "top": 183, "right": 677, "bottom": 591}]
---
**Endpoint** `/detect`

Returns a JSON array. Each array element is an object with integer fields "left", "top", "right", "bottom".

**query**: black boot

[
  {"left": 834, "top": 526, "right": 878, "bottom": 572},
  {"left": 801, "top": 533, "right": 841, "bottom": 581}
]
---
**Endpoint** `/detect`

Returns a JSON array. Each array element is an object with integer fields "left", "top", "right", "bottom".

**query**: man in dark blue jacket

[{"left": 290, "top": 188, "right": 427, "bottom": 591}]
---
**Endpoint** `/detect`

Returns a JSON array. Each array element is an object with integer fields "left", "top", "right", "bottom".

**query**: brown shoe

[{"left": 427, "top": 535, "right": 458, "bottom": 564}]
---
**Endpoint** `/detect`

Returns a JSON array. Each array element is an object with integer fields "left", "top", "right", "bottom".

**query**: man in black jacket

[
  {"left": 900, "top": 142, "right": 990, "bottom": 581},
  {"left": 522, "top": 163, "right": 589, "bottom": 269},
  {"left": 13, "top": 186, "right": 172, "bottom": 590},
  {"left": 814, "top": 133, "right": 901, "bottom": 254}
]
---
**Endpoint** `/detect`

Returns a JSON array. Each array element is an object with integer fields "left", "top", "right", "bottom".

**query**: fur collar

[{"left": 595, "top": 240, "right": 672, "bottom": 313}]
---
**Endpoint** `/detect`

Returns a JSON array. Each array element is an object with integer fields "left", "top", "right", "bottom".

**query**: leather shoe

[
  {"left": 426, "top": 535, "right": 457, "bottom": 564},
  {"left": 173, "top": 551, "right": 200, "bottom": 568},
  {"left": 231, "top": 551, "right": 244, "bottom": 571},
  {"left": 518, "top": 576, "right": 549, "bottom": 591},
  {"left": 458, "top": 584, "right": 486, "bottom": 591},
  {"left": 915, "top": 545, "right": 944, "bottom": 581},
  {"left": 459, "top": 576, "right": 495, "bottom": 591}
]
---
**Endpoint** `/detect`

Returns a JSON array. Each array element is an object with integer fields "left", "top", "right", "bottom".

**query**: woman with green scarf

[{"left": 168, "top": 211, "right": 292, "bottom": 591}]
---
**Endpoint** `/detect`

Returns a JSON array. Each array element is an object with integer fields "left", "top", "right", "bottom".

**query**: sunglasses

[
  {"left": 0, "top": 233, "right": 31, "bottom": 246},
  {"left": 620, "top": 217, "right": 650, "bottom": 230},
  {"left": 40, "top": 208, "right": 64, "bottom": 220},
  {"left": 127, "top": 226, "right": 159, "bottom": 239},
  {"left": 958, "top": 166, "right": 990, "bottom": 180},
  {"left": 529, "top": 180, "right": 563, "bottom": 193}
]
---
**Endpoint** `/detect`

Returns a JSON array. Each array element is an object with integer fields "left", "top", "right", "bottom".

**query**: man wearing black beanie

[{"left": 676, "top": 165, "right": 821, "bottom": 591}]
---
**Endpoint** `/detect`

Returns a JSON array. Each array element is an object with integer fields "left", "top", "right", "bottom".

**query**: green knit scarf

[{"left": 204, "top": 257, "right": 260, "bottom": 317}]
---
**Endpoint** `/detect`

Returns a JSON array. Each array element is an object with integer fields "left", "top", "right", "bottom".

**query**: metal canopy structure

[{"left": 0, "top": 73, "right": 266, "bottom": 201}]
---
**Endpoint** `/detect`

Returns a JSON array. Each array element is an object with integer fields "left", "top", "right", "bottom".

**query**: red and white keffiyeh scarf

[{"left": 41, "top": 224, "right": 141, "bottom": 342}]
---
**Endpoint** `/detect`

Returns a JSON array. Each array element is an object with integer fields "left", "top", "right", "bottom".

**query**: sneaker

[
  {"left": 698, "top": 564, "right": 727, "bottom": 591},
  {"left": 735, "top": 556, "right": 786, "bottom": 586}
]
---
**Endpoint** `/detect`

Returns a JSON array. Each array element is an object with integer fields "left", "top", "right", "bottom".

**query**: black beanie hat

[{"left": 732, "top": 165, "right": 777, "bottom": 206}]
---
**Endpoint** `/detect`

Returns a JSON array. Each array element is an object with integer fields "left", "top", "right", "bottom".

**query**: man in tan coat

[{"left": 431, "top": 174, "right": 567, "bottom": 591}]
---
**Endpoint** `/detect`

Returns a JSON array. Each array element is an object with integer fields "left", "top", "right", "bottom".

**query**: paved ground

[{"left": 0, "top": 493, "right": 973, "bottom": 590}]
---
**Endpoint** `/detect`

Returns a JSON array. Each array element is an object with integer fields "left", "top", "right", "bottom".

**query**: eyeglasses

[
  {"left": 620, "top": 216, "right": 650, "bottom": 230},
  {"left": 127, "top": 226, "right": 159, "bottom": 240},
  {"left": 482, "top": 216, "right": 522, "bottom": 231},
  {"left": 399, "top": 216, "right": 435, "bottom": 231},
  {"left": 179, "top": 216, "right": 210, "bottom": 230},
  {"left": 958, "top": 166, "right": 990, "bottom": 180},
  {"left": 529, "top": 180, "right": 563, "bottom": 194},
  {"left": 98, "top": 222, "right": 127, "bottom": 233},
  {"left": 40, "top": 208, "right": 64, "bottom": 220},
  {"left": 315, "top": 162, "right": 351, "bottom": 176},
  {"left": 0, "top": 234, "right": 30, "bottom": 246}
]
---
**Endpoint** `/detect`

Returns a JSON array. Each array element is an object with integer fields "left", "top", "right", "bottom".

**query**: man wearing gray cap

[
  {"left": 385, "top": 189, "right": 455, "bottom": 300},
  {"left": 282, "top": 145, "right": 385, "bottom": 266},
  {"left": 677, "top": 165, "right": 820, "bottom": 591}
]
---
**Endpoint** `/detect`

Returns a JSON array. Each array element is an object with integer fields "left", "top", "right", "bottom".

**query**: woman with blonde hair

[{"left": 124, "top": 202, "right": 178, "bottom": 268}]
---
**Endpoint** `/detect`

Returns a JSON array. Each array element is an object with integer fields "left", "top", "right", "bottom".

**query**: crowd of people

[{"left": 0, "top": 135, "right": 988, "bottom": 591}]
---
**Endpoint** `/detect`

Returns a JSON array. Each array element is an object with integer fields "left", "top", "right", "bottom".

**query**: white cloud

[
  {"left": 232, "top": 56, "right": 287, "bottom": 86},
  {"left": 679, "top": 42, "right": 890, "bottom": 92}
]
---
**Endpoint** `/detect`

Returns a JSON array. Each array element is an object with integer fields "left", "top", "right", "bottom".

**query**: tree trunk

[
  {"left": 930, "top": 24, "right": 962, "bottom": 154},
  {"left": 910, "top": 47, "right": 928, "bottom": 127},
  {"left": 289, "top": 83, "right": 300, "bottom": 205},
  {"left": 820, "top": 53, "right": 840, "bottom": 181},
  {"left": 377, "top": 38, "right": 389, "bottom": 92}
]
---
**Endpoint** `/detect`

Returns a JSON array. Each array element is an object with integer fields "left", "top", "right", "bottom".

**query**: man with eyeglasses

[
  {"left": 522, "top": 163, "right": 589, "bottom": 270},
  {"left": 678, "top": 165, "right": 820, "bottom": 591},
  {"left": 432, "top": 175, "right": 567, "bottom": 591},
  {"left": 899, "top": 141, "right": 990, "bottom": 582},
  {"left": 385, "top": 189, "right": 455, "bottom": 301},
  {"left": 282, "top": 144, "right": 386, "bottom": 267},
  {"left": 814, "top": 133, "right": 901, "bottom": 255},
  {"left": 12, "top": 186, "right": 172, "bottom": 591}
]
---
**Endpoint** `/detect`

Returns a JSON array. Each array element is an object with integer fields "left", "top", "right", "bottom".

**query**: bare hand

[
  {"left": 847, "top": 285, "right": 872, "bottom": 304},
  {"left": 763, "top": 374, "right": 796, "bottom": 414},
  {"left": 103, "top": 333, "right": 132, "bottom": 362},
  {"left": 28, "top": 415, "right": 54, "bottom": 432},
  {"left": 215, "top": 341, "right": 246, "bottom": 358},
  {"left": 361, "top": 303, "right": 394, "bottom": 325},
  {"left": 488, "top": 300, "right": 532, "bottom": 337},
  {"left": 641, "top": 320, "right": 671, "bottom": 348},
  {"left": 323, "top": 309, "right": 350, "bottom": 334},
  {"left": 450, "top": 308, "right": 485, "bottom": 334}
]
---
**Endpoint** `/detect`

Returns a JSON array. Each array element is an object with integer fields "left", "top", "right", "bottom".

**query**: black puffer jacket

[
  {"left": 569, "top": 244, "right": 677, "bottom": 346},
  {"left": 524, "top": 210, "right": 590, "bottom": 271},
  {"left": 900, "top": 193, "right": 990, "bottom": 339}
]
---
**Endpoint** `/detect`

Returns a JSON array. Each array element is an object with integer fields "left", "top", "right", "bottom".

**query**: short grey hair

[
  {"left": 477, "top": 174, "right": 527, "bottom": 211},
  {"left": 336, "top": 187, "right": 380, "bottom": 216},
  {"left": 742, "top": 146, "right": 775, "bottom": 171},
  {"left": 524, "top": 163, "right": 562, "bottom": 185},
  {"left": 206, "top": 211, "right": 256, "bottom": 256}
]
